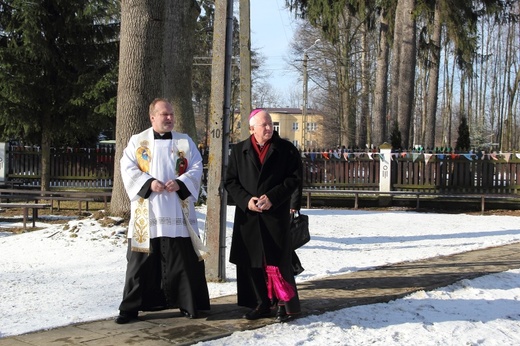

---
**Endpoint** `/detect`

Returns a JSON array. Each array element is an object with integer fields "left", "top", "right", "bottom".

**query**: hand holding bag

[{"left": 290, "top": 211, "right": 310, "bottom": 250}]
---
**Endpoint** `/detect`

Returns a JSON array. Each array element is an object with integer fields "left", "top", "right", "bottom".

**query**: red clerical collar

[{"left": 250, "top": 136, "right": 271, "bottom": 164}]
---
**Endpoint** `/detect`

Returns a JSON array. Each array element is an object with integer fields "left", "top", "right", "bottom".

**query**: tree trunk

[
  {"left": 372, "top": 10, "right": 390, "bottom": 147},
  {"left": 418, "top": 58, "right": 426, "bottom": 146},
  {"left": 338, "top": 11, "right": 355, "bottom": 148},
  {"left": 424, "top": 1, "right": 442, "bottom": 150},
  {"left": 477, "top": 18, "right": 489, "bottom": 135},
  {"left": 359, "top": 20, "right": 369, "bottom": 148},
  {"left": 389, "top": 0, "right": 404, "bottom": 147},
  {"left": 396, "top": 0, "right": 416, "bottom": 149},
  {"left": 445, "top": 53, "right": 455, "bottom": 147},
  {"left": 239, "top": 0, "right": 252, "bottom": 141},
  {"left": 110, "top": 0, "right": 165, "bottom": 218},
  {"left": 40, "top": 111, "right": 52, "bottom": 191},
  {"left": 163, "top": 0, "right": 200, "bottom": 141},
  {"left": 501, "top": 21, "right": 517, "bottom": 151},
  {"left": 339, "top": 66, "right": 354, "bottom": 147}
]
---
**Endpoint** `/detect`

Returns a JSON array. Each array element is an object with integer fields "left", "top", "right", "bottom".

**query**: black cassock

[{"left": 118, "top": 237, "right": 210, "bottom": 317}]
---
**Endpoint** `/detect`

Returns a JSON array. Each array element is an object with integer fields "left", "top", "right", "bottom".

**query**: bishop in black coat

[{"left": 225, "top": 109, "right": 303, "bottom": 321}]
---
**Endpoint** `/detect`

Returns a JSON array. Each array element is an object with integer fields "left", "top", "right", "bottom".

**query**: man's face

[
  {"left": 150, "top": 101, "right": 174, "bottom": 134},
  {"left": 251, "top": 111, "right": 273, "bottom": 144}
]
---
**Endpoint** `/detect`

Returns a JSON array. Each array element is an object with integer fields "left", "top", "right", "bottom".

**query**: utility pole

[
  {"left": 301, "top": 39, "right": 320, "bottom": 151},
  {"left": 302, "top": 52, "right": 308, "bottom": 151},
  {"left": 205, "top": 0, "right": 234, "bottom": 281},
  {"left": 239, "top": 0, "right": 252, "bottom": 140}
]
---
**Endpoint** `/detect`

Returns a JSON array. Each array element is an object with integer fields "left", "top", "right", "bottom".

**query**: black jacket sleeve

[
  {"left": 175, "top": 179, "right": 191, "bottom": 200},
  {"left": 137, "top": 178, "right": 190, "bottom": 201},
  {"left": 138, "top": 178, "right": 154, "bottom": 198}
]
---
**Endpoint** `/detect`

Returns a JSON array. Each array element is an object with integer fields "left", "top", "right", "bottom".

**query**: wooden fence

[
  {"left": 4, "top": 145, "right": 520, "bottom": 195},
  {"left": 302, "top": 151, "right": 520, "bottom": 195},
  {"left": 5, "top": 144, "right": 114, "bottom": 188},
  {"left": 303, "top": 157, "right": 379, "bottom": 189}
]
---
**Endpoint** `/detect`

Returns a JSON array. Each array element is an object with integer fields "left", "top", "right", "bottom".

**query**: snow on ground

[{"left": 1, "top": 206, "right": 520, "bottom": 345}]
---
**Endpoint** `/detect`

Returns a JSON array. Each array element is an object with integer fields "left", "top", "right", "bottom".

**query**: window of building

[
  {"left": 273, "top": 122, "right": 280, "bottom": 132},
  {"left": 306, "top": 122, "right": 318, "bottom": 131},
  {"left": 292, "top": 122, "right": 299, "bottom": 131}
]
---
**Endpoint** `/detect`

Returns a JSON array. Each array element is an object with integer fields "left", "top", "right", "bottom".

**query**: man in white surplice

[{"left": 116, "top": 98, "right": 210, "bottom": 324}]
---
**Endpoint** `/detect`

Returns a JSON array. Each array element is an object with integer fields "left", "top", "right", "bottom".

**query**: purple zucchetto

[{"left": 249, "top": 108, "right": 263, "bottom": 120}]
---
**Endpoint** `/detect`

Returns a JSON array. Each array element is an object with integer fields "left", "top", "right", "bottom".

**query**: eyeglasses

[{"left": 253, "top": 122, "right": 273, "bottom": 128}]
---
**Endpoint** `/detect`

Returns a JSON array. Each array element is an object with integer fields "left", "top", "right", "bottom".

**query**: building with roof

[{"left": 231, "top": 107, "right": 326, "bottom": 150}]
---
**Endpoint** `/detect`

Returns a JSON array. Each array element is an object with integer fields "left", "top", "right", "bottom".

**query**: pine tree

[
  {"left": 390, "top": 121, "right": 402, "bottom": 150},
  {"left": 0, "top": 0, "right": 120, "bottom": 145},
  {"left": 455, "top": 116, "right": 471, "bottom": 151},
  {"left": 0, "top": 0, "right": 120, "bottom": 189}
]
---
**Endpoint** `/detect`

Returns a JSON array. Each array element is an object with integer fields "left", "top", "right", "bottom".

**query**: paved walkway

[{"left": 3, "top": 242, "right": 520, "bottom": 346}]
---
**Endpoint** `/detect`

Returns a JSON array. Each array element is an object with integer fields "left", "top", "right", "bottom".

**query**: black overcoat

[{"left": 225, "top": 132, "right": 302, "bottom": 269}]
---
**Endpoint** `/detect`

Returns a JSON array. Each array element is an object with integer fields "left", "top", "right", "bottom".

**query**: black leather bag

[{"left": 290, "top": 211, "right": 310, "bottom": 250}]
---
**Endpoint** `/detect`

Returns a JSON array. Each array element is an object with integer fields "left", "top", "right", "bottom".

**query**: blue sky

[{"left": 249, "top": 0, "right": 300, "bottom": 96}]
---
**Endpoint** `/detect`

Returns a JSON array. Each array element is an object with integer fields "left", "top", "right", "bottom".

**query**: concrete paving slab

[{"left": 2, "top": 242, "right": 520, "bottom": 345}]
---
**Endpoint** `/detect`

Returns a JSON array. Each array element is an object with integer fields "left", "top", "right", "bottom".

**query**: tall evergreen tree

[
  {"left": 455, "top": 115, "right": 471, "bottom": 151},
  {"left": 0, "top": 0, "right": 120, "bottom": 189},
  {"left": 390, "top": 120, "right": 402, "bottom": 150}
]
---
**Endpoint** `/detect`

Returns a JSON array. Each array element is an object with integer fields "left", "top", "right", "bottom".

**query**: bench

[
  {"left": 302, "top": 188, "right": 520, "bottom": 213},
  {"left": 0, "top": 203, "right": 51, "bottom": 228},
  {"left": 0, "top": 194, "right": 46, "bottom": 202},
  {"left": 0, "top": 189, "right": 111, "bottom": 213},
  {"left": 45, "top": 196, "right": 96, "bottom": 213},
  {"left": 303, "top": 189, "right": 415, "bottom": 209}
]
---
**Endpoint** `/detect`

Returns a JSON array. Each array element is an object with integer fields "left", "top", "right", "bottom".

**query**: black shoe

[
  {"left": 180, "top": 309, "right": 197, "bottom": 319},
  {"left": 115, "top": 311, "right": 138, "bottom": 324},
  {"left": 243, "top": 306, "right": 272, "bottom": 320},
  {"left": 275, "top": 313, "right": 293, "bottom": 323},
  {"left": 274, "top": 305, "right": 294, "bottom": 323}
]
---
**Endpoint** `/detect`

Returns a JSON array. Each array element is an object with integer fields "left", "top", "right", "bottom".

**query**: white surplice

[{"left": 120, "top": 128, "right": 203, "bottom": 243}]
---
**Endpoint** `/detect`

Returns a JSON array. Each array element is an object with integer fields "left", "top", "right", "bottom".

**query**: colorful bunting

[{"left": 305, "top": 150, "right": 518, "bottom": 163}]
